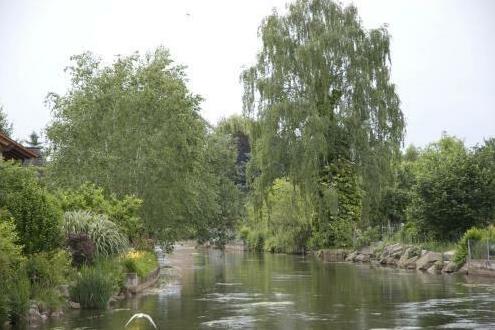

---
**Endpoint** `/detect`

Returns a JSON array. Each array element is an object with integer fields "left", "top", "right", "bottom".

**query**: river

[{"left": 42, "top": 245, "right": 495, "bottom": 329}]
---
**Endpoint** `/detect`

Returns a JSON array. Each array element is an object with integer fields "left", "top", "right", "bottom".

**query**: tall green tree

[
  {"left": 194, "top": 129, "right": 243, "bottom": 246},
  {"left": 408, "top": 135, "right": 495, "bottom": 241},
  {"left": 0, "top": 105, "right": 13, "bottom": 137},
  {"left": 241, "top": 0, "right": 404, "bottom": 247},
  {"left": 46, "top": 48, "right": 213, "bottom": 242},
  {"left": 25, "top": 131, "right": 42, "bottom": 148},
  {"left": 216, "top": 115, "right": 252, "bottom": 191}
]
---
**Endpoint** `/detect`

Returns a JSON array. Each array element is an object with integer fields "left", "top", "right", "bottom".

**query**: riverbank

[{"left": 341, "top": 243, "right": 463, "bottom": 274}]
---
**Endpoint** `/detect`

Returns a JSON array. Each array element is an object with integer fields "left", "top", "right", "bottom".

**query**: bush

[
  {"left": 0, "top": 160, "right": 62, "bottom": 254},
  {"left": 8, "top": 274, "right": 30, "bottom": 326},
  {"left": 246, "top": 229, "right": 265, "bottom": 251},
  {"left": 0, "top": 216, "right": 24, "bottom": 325},
  {"left": 353, "top": 226, "right": 381, "bottom": 249},
  {"left": 408, "top": 136, "right": 495, "bottom": 241},
  {"left": 70, "top": 265, "right": 115, "bottom": 309},
  {"left": 67, "top": 233, "right": 96, "bottom": 267},
  {"left": 453, "top": 226, "right": 495, "bottom": 265},
  {"left": 122, "top": 250, "right": 158, "bottom": 279},
  {"left": 56, "top": 183, "right": 144, "bottom": 243},
  {"left": 25, "top": 250, "right": 71, "bottom": 290},
  {"left": 62, "top": 210, "right": 129, "bottom": 257}
]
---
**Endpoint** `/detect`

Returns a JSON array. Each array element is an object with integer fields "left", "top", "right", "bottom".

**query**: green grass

[
  {"left": 418, "top": 241, "right": 456, "bottom": 253},
  {"left": 70, "top": 265, "right": 115, "bottom": 309}
]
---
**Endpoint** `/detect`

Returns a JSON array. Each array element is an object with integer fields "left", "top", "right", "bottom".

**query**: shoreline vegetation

[{"left": 1, "top": 0, "right": 494, "bottom": 328}]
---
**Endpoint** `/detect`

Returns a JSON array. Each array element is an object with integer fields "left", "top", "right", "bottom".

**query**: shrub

[
  {"left": 67, "top": 233, "right": 96, "bottom": 266},
  {"left": 25, "top": 250, "right": 72, "bottom": 290},
  {"left": 34, "top": 287, "right": 65, "bottom": 313},
  {"left": 246, "top": 229, "right": 265, "bottom": 251},
  {"left": 0, "top": 160, "right": 62, "bottom": 254},
  {"left": 70, "top": 266, "right": 115, "bottom": 309},
  {"left": 122, "top": 250, "right": 158, "bottom": 279},
  {"left": 408, "top": 136, "right": 495, "bottom": 241},
  {"left": 8, "top": 274, "right": 30, "bottom": 326},
  {"left": 62, "top": 210, "right": 129, "bottom": 257},
  {"left": 0, "top": 216, "right": 24, "bottom": 325},
  {"left": 353, "top": 226, "right": 381, "bottom": 249},
  {"left": 453, "top": 226, "right": 495, "bottom": 265},
  {"left": 56, "top": 183, "right": 144, "bottom": 243}
]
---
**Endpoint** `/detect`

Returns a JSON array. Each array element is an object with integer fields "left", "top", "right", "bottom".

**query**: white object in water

[{"left": 125, "top": 313, "right": 157, "bottom": 329}]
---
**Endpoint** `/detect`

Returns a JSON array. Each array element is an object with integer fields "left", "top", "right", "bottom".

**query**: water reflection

[{"left": 41, "top": 248, "right": 495, "bottom": 329}]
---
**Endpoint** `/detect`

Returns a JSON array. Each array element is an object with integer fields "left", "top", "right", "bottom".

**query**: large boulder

[
  {"left": 354, "top": 253, "right": 370, "bottom": 263},
  {"left": 380, "top": 256, "right": 398, "bottom": 266},
  {"left": 381, "top": 243, "right": 404, "bottom": 259},
  {"left": 345, "top": 251, "right": 358, "bottom": 262},
  {"left": 427, "top": 260, "right": 444, "bottom": 274},
  {"left": 442, "top": 261, "right": 460, "bottom": 273},
  {"left": 398, "top": 255, "right": 419, "bottom": 269},
  {"left": 68, "top": 301, "right": 81, "bottom": 309},
  {"left": 398, "top": 247, "right": 421, "bottom": 268},
  {"left": 457, "top": 263, "right": 469, "bottom": 275},
  {"left": 416, "top": 251, "right": 442, "bottom": 271},
  {"left": 442, "top": 250, "right": 456, "bottom": 262}
]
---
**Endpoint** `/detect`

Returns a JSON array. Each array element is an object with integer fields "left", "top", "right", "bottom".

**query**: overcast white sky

[{"left": 0, "top": 0, "right": 493, "bottom": 147}]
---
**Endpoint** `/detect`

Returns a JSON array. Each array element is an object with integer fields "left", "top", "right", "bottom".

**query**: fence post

[
  {"left": 467, "top": 239, "right": 471, "bottom": 270},
  {"left": 488, "top": 239, "right": 490, "bottom": 261}
]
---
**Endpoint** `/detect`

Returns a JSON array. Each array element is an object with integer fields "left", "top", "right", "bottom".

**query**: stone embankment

[{"left": 345, "top": 243, "right": 462, "bottom": 274}]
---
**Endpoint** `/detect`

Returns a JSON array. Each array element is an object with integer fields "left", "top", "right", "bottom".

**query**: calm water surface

[{"left": 42, "top": 246, "right": 495, "bottom": 329}]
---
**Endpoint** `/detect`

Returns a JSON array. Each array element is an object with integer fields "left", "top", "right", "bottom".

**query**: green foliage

[
  {"left": 216, "top": 115, "right": 252, "bottom": 192},
  {"left": 353, "top": 226, "right": 381, "bottom": 249},
  {"left": 33, "top": 287, "right": 65, "bottom": 313},
  {"left": 70, "top": 265, "right": 115, "bottom": 309},
  {"left": 122, "top": 250, "right": 158, "bottom": 279},
  {"left": 398, "top": 222, "right": 421, "bottom": 244},
  {"left": 311, "top": 160, "right": 362, "bottom": 248},
  {"left": 245, "top": 178, "right": 312, "bottom": 253},
  {"left": 8, "top": 274, "right": 31, "bottom": 326},
  {"left": 242, "top": 0, "right": 404, "bottom": 248},
  {"left": 245, "top": 229, "right": 265, "bottom": 251},
  {"left": 453, "top": 226, "right": 495, "bottom": 265},
  {"left": 62, "top": 210, "right": 129, "bottom": 257},
  {"left": 0, "top": 104, "right": 13, "bottom": 137},
  {"left": 26, "top": 131, "right": 42, "bottom": 148},
  {"left": 408, "top": 135, "right": 495, "bottom": 241},
  {"left": 25, "top": 250, "right": 72, "bottom": 290},
  {"left": 194, "top": 130, "right": 244, "bottom": 247},
  {"left": 0, "top": 217, "right": 24, "bottom": 325},
  {"left": 0, "top": 160, "right": 62, "bottom": 254},
  {"left": 56, "top": 183, "right": 144, "bottom": 243},
  {"left": 46, "top": 48, "right": 212, "bottom": 243}
]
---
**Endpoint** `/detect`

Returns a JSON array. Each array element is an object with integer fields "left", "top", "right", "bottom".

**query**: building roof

[{"left": 0, "top": 132, "right": 38, "bottom": 160}]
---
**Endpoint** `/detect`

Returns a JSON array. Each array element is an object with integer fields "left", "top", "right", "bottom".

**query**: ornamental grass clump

[{"left": 62, "top": 210, "right": 129, "bottom": 258}]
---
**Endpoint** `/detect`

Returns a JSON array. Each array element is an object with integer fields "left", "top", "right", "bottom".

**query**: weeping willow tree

[{"left": 242, "top": 0, "right": 405, "bottom": 247}]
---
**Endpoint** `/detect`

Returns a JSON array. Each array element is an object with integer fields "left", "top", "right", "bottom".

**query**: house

[{"left": 0, "top": 131, "right": 38, "bottom": 164}]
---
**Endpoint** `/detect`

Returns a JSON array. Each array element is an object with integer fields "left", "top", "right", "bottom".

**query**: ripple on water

[
  {"left": 200, "top": 315, "right": 257, "bottom": 329},
  {"left": 271, "top": 273, "right": 311, "bottom": 281},
  {"left": 398, "top": 294, "right": 495, "bottom": 328},
  {"left": 215, "top": 282, "right": 243, "bottom": 286},
  {"left": 197, "top": 292, "right": 264, "bottom": 303}
]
